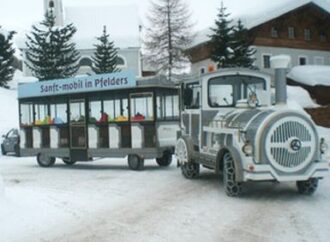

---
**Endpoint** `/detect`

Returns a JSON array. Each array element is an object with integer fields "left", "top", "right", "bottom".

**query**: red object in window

[
  {"left": 97, "top": 113, "right": 108, "bottom": 124},
  {"left": 132, "top": 113, "right": 145, "bottom": 121}
]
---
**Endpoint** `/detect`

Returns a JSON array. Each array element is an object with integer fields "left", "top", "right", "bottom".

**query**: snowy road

[{"left": 1, "top": 155, "right": 330, "bottom": 242}]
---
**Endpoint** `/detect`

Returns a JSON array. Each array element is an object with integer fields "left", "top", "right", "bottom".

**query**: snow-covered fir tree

[
  {"left": 92, "top": 26, "right": 119, "bottom": 74},
  {"left": 144, "top": 0, "right": 194, "bottom": 80},
  {"left": 25, "top": 8, "right": 80, "bottom": 81},
  {"left": 209, "top": 2, "right": 235, "bottom": 68},
  {"left": 0, "top": 27, "right": 15, "bottom": 88},
  {"left": 231, "top": 19, "right": 256, "bottom": 68}
]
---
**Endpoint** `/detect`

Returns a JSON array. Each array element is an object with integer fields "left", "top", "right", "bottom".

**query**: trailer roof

[{"left": 18, "top": 72, "right": 177, "bottom": 99}]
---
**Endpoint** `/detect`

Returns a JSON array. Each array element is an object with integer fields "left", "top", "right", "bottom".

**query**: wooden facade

[{"left": 188, "top": 2, "right": 330, "bottom": 63}]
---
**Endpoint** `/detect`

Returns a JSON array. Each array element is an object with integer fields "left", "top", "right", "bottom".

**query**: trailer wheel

[
  {"left": 1, "top": 144, "right": 6, "bottom": 155},
  {"left": 37, "top": 153, "right": 56, "bottom": 167},
  {"left": 156, "top": 151, "right": 172, "bottom": 167},
  {"left": 223, "top": 152, "right": 242, "bottom": 197},
  {"left": 181, "top": 161, "right": 200, "bottom": 179},
  {"left": 296, "top": 178, "right": 319, "bottom": 195},
  {"left": 62, "top": 157, "right": 76, "bottom": 165},
  {"left": 128, "top": 154, "right": 144, "bottom": 171}
]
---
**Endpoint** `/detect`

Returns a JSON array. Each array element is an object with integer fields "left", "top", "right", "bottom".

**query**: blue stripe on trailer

[{"left": 18, "top": 71, "right": 136, "bottom": 98}]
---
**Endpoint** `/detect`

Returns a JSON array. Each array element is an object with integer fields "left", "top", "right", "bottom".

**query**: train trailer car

[
  {"left": 18, "top": 71, "right": 180, "bottom": 170},
  {"left": 175, "top": 55, "right": 329, "bottom": 196}
]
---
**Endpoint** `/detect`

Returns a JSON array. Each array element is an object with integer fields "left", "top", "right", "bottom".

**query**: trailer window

[
  {"left": 130, "top": 93, "right": 154, "bottom": 121},
  {"left": 157, "top": 94, "right": 179, "bottom": 120},
  {"left": 50, "top": 103, "right": 67, "bottom": 124},
  {"left": 35, "top": 103, "right": 50, "bottom": 125},
  {"left": 70, "top": 101, "right": 85, "bottom": 123},
  {"left": 20, "top": 103, "right": 34, "bottom": 126},
  {"left": 89, "top": 100, "right": 102, "bottom": 123},
  {"left": 104, "top": 98, "right": 128, "bottom": 122}
]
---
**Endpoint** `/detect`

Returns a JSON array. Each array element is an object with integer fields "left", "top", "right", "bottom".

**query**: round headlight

[{"left": 242, "top": 143, "right": 253, "bottom": 156}]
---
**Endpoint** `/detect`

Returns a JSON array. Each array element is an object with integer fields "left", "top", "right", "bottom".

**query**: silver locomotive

[{"left": 175, "top": 55, "right": 329, "bottom": 196}]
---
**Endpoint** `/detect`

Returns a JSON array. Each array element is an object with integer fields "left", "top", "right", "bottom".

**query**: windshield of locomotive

[{"left": 208, "top": 75, "right": 266, "bottom": 107}]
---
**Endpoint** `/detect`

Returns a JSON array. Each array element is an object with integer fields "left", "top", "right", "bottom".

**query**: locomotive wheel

[
  {"left": 156, "top": 151, "right": 172, "bottom": 167},
  {"left": 296, "top": 178, "right": 319, "bottom": 195},
  {"left": 181, "top": 161, "right": 200, "bottom": 179},
  {"left": 128, "top": 154, "right": 144, "bottom": 171},
  {"left": 62, "top": 157, "right": 76, "bottom": 165},
  {"left": 175, "top": 137, "right": 194, "bottom": 164},
  {"left": 37, "top": 153, "right": 56, "bottom": 167},
  {"left": 223, "top": 152, "right": 242, "bottom": 197}
]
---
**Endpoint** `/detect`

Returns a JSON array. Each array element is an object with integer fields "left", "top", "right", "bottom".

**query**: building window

[
  {"left": 299, "top": 57, "right": 307, "bottom": 65},
  {"left": 288, "top": 27, "right": 295, "bottom": 39},
  {"left": 263, "top": 54, "right": 271, "bottom": 69},
  {"left": 271, "top": 27, "right": 278, "bottom": 38},
  {"left": 200, "top": 67, "right": 205, "bottom": 74},
  {"left": 320, "top": 32, "right": 327, "bottom": 42},
  {"left": 79, "top": 57, "right": 92, "bottom": 67},
  {"left": 314, "top": 57, "right": 324, "bottom": 65},
  {"left": 49, "top": 0, "right": 54, "bottom": 8},
  {"left": 116, "top": 56, "right": 125, "bottom": 66},
  {"left": 304, "top": 29, "right": 311, "bottom": 41}
]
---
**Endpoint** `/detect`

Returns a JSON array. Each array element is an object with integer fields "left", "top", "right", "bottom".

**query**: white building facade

[{"left": 20, "top": 0, "right": 142, "bottom": 78}]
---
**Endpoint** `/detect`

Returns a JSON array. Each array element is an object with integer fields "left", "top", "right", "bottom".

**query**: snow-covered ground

[
  {"left": 1, "top": 83, "right": 330, "bottom": 241},
  {"left": 0, "top": 156, "right": 330, "bottom": 242}
]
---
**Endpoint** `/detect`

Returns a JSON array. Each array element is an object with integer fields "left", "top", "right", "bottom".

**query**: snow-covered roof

[
  {"left": 191, "top": 0, "right": 330, "bottom": 48},
  {"left": 287, "top": 65, "right": 330, "bottom": 86},
  {"left": 65, "top": 4, "right": 141, "bottom": 49}
]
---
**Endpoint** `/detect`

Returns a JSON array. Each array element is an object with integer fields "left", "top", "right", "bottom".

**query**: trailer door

[{"left": 69, "top": 99, "right": 88, "bottom": 161}]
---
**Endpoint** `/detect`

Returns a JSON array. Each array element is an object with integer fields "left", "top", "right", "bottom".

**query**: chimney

[{"left": 270, "top": 55, "right": 291, "bottom": 105}]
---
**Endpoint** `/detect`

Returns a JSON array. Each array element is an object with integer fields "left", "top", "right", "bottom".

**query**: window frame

[
  {"left": 262, "top": 54, "right": 271, "bottom": 69},
  {"left": 288, "top": 26, "right": 295, "bottom": 39},
  {"left": 271, "top": 27, "right": 278, "bottom": 38},
  {"left": 304, "top": 28, "right": 311, "bottom": 41},
  {"left": 130, "top": 92, "right": 154, "bottom": 122},
  {"left": 184, "top": 82, "right": 201, "bottom": 110},
  {"left": 298, "top": 56, "right": 308, "bottom": 66}
]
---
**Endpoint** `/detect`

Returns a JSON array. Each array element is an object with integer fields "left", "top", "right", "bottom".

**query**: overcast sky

[{"left": 0, "top": 0, "right": 329, "bottom": 32}]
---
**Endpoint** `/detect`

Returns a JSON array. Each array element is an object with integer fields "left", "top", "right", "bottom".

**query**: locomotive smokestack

[{"left": 270, "top": 55, "right": 291, "bottom": 105}]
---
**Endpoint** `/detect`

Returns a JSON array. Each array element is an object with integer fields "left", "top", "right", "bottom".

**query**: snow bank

[
  {"left": 287, "top": 65, "right": 330, "bottom": 86},
  {"left": 8, "top": 70, "right": 38, "bottom": 90},
  {"left": 287, "top": 85, "right": 319, "bottom": 108},
  {"left": 0, "top": 174, "right": 4, "bottom": 198}
]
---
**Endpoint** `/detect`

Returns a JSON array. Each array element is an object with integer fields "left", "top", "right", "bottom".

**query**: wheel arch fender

[
  {"left": 216, "top": 146, "right": 244, "bottom": 182},
  {"left": 175, "top": 135, "right": 195, "bottom": 165}
]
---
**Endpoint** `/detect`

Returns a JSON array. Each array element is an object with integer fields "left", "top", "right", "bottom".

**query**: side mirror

[{"left": 183, "top": 88, "right": 193, "bottom": 106}]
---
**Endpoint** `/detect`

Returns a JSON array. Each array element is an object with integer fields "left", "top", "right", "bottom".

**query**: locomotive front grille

[{"left": 265, "top": 116, "right": 317, "bottom": 173}]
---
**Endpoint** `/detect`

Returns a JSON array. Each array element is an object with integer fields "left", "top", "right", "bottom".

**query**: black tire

[
  {"left": 37, "top": 153, "right": 56, "bottom": 167},
  {"left": 296, "top": 178, "right": 319, "bottom": 195},
  {"left": 223, "top": 152, "right": 242, "bottom": 197},
  {"left": 156, "top": 151, "right": 172, "bottom": 167},
  {"left": 1, "top": 144, "right": 6, "bottom": 155},
  {"left": 181, "top": 161, "right": 200, "bottom": 179},
  {"left": 128, "top": 154, "right": 144, "bottom": 171},
  {"left": 14, "top": 145, "right": 20, "bottom": 157},
  {"left": 62, "top": 157, "right": 76, "bottom": 165}
]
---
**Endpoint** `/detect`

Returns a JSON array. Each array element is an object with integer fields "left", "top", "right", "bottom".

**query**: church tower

[{"left": 43, "top": 0, "right": 64, "bottom": 26}]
